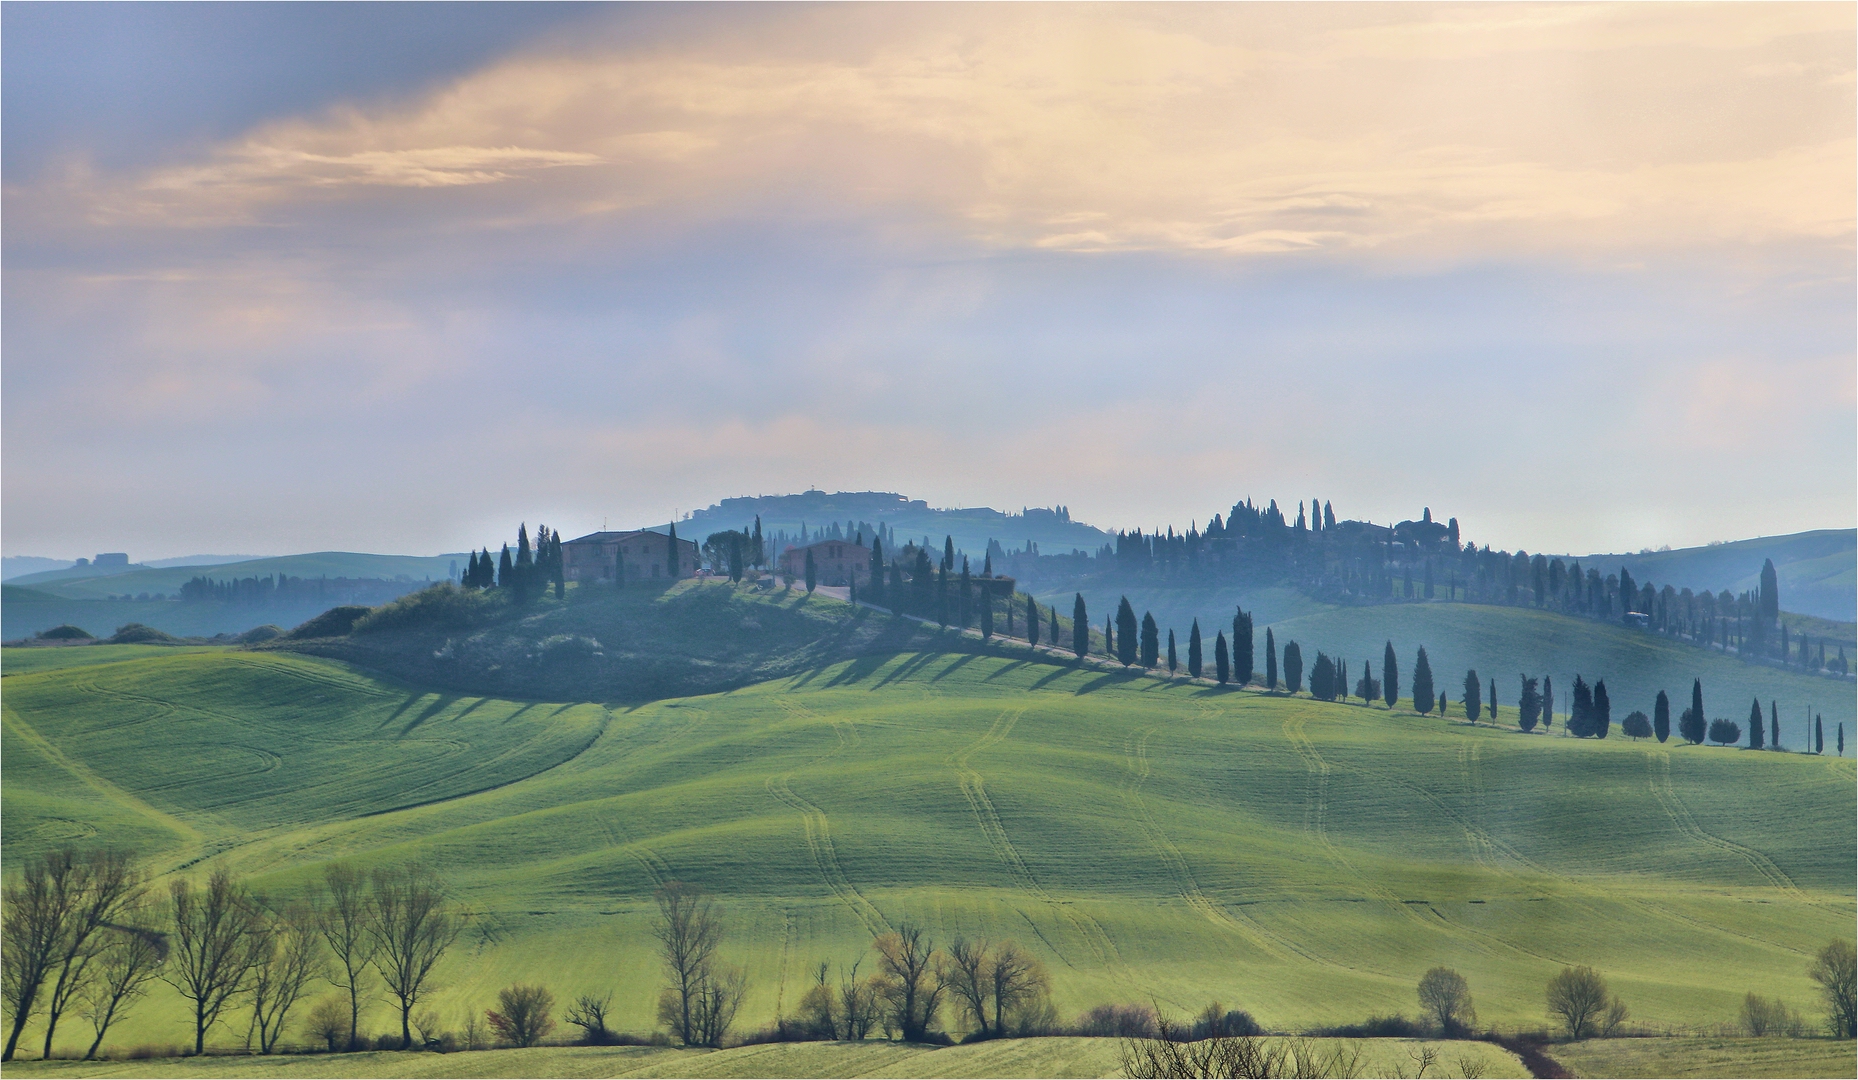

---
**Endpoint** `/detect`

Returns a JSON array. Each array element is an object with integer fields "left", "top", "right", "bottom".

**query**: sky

[{"left": 4, "top": 3, "right": 1853, "bottom": 561}]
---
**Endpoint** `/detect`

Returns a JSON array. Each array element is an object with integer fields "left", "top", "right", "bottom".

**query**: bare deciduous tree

[
  {"left": 249, "top": 902, "right": 325, "bottom": 1054},
  {"left": 24, "top": 850, "right": 144, "bottom": 1061},
  {"left": 692, "top": 964, "right": 746, "bottom": 1048},
  {"left": 305, "top": 996, "right": 349, "bottom": 1052},
  {"left": 1545, "top": 966, "right": 1616, "bottom": 1040},
  {"left": 652, "top": 882, "right": 722, "bottom": 1046},
  {"left": 838, "top": 958, "right": 879, "bottom": 1041},
  {"left": 945, "top": 938, "right": 994, "bottom": 1038},
  {"left": 78, "top": 916, "right": 166, "bottom": 1061},
  {"left": 1810, "top": 938, "right": 1857, "bottom": 1037},
  {"left": 874, "top": 924, "right": 945, "bottom": 1043},
  {"left": 564, "top": 992, "right": 614, "bottom": 1044},
  {"left": 487, "top": 984, "right": 555, "bottom": 1048},
  {"left": 314, "top": 863, "right": 375, "bottom": 1051},
  {"left": 987, "top": 941, "right": 1048, "bottom": 1036},
  {"left": 1416, "top": 966, "right": 1476, "bottom": 1035},
  {"left": 368, "top": 863, "right": 460, "bottom": 1050},
  {"left": 3, "top": 851, "right": 80, "bottom": 1061},
  {"left": 165, "top": 868, "right": 265, "bottom": 1056}
]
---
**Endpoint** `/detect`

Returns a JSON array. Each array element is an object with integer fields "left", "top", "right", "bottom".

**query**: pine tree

[
  {"left": 1072, "top": 594, "right": 1088, "bottom": 659},
  {"left": 1116, "top": 598, "right": 1139, "bottom": 666},
  {"left": 1167, "top": 629, "right": 1178, "bottom": 673},
  {"left": 1488, "top": 677, "right": 1498, "bottom": 724},
  {"left": 1027, "top": 597, "right": 1040, "bottom": 647},
  {"left": 1383, "top": 641, "right": 1399, "bottom": 709},
  {"left": 1283, "top": 641, "right": 1303, "bottom": 694},
  {"left": 1463, "top": 670, "right": 1482, "bottom": 722},
  {"left": 1264, "top": 628, "right": 1279, "bottom": 690},
  {"left": 1411, "top": 647, "right": 1435, "bottom": 714},
  {"left": 1747, "top": 698, "right": 1765, "bottom": 749},
  {"left": 1593, "top": 680, "right": 1611, "bottom": 738},
  {"left": 1140, "top": 613, "right": 1159, "bottom": 668},
  {"left": 1215, "top": 632, "right": 1230, "bottom": 684},
  {"left": 1653, "top": 690, "right": 1670, "bottom": 743},
  {"left": 805, "top": 549, "right": 818, "bottom": 594}
]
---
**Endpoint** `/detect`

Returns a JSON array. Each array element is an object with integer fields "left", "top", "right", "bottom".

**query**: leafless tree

[
  {"left": 165, "top": 868, "right": 266, "bottom": 1055},
  {"left": 1544, "top": 966, "right": 1612, "bottom": 1040},
  {"left": 78, "top": 915, "right": 167, "bottom": 1060},
  {"left": 368, "top": 863, "right": 460, "bottom": 1050},
  {"left": 838, "top": 958, "right": 879, "bottom": 1041},
  {"left": 564, "top": 992, "right": 614, "bottom": 1044},
  {"left": 987, "top": 941, "right": 1047, "bottom": 1035},
  {"left": 874, "top": 923, "right": 946, "bottom": 1042},
  {"left": 945, "top": 937, "right": 994, "bottom": 1038},
  {"left": 3, "top": 851, "right": 79, "bottom": 1060},
  {"left": 305, "top": 996, "right": 348, "bottom": 1052},
  {"left": 692, "top": 964, "right": 747, "bottom": 1048},
  {"left": 314, "top": 863, "right": 375, "bottom": 1051},
  {"left": 487, "top": 983, "right": 556, "bottom": 1048},
  {"left": 1810, "top": 938, "right": 1857, "bottom": 1037},
  {"left": 19, "top": 850, "right": 145, "bottom": 1061},
  {"left": 652, "top": 882, "right": 722, "bottom": 1045},
  {"left": 460, "top": 1005, "right": 487, "bottom": 1050},
  {"left": 249, "top": 902, "right": 325, "bottom": 1053},
  {"left": 1416, "top": 966, "right": 1477, "bottom": 1035}
]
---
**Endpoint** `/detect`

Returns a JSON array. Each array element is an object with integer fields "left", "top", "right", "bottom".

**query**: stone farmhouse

[
  {"left": 563, "top": 530, "right": 698, "bottom": 583},
  {"left": 779, "top": 538, "right": 870, "bottom": 587}
]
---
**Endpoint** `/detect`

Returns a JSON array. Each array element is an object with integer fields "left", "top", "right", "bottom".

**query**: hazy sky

[{"left": 5, "top": 3, "right": 1852, "bottom": 560}]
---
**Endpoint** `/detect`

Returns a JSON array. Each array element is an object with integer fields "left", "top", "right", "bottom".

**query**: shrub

[
  {"left": 1708, "top": 718, "right": 1742, "bottom": 746},
  {"left": 1308, "top": 1013, "right": 1427, "bottom": 1039},
  {"left": 283, "top": 606, "right": 374, "bottom": 640},
  {"left": 352, "top": 584, "right": 499, "bottom": 636},
  {"left": 564, "top": 993, "right": 617, "bottom": 1045},
  {"left": 306, "top": 996, "right": 350, "bottom": 1052},
  {"left": 236, "top": 624, "right": 284, "bottom": 644},
  {"left": 35, "top": 624, "right": 94, "bottom": 640},
  {"left": 487, "top": 984, "right": 556, "bottom": 1048},
  {"left": 107, "top": 623, "right": 180, "bottom": 644},
  {"left": 1739, "top": 993, "right": 1803, "bottom": 1037},
  {"left": 1621, "top": 711, "right": 1652, "bottom": 740},
  {"left": 1075, "top": 1003, "right": 1159, "bottom": 1038},
  {"left": 1190, "top": 1002, "right": 1261, "bottom": 1039}
]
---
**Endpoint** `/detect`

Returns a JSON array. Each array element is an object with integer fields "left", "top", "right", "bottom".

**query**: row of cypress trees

[{"left": 461, "top": 524, "right": 564, "bottom": 602}]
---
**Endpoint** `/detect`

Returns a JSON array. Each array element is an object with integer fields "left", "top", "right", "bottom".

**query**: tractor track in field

[
  {"left": 766, "top": 696, "right": 890, "bottom": 940},
  {"left": 1646, "top": 751, "right": 1820, "bottom": 911},
  {"left": 1282, "top": 717, "right": 1434, "bottom": 934},
  {"left": 947, "top": 708, "right": 1125, "bottom": 979}
]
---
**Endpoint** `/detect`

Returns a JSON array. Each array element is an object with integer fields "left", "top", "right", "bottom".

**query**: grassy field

[
  {"left": 0, "top": 1036, "right": 1529, "bottom": 1079},
  {"left": 2, "top": 632, "right": 1851, "bottom": 1062},
  {"left": 1551, "top": 1035, "right": 1856, "bottom": 1078}
]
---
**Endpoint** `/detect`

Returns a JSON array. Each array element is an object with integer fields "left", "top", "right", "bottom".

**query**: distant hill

[
  {"left": 1, "top": 556, "right": 78, "bottom": 581},
  {"left": 1573, "top": 529, "right": 1855, "bottom": 622},
  {"left": 682, "top": 490, "right": 1112, "bottom": 562},
  {"left": 10, "top": 550, "right": 462, "bottom": 600}
]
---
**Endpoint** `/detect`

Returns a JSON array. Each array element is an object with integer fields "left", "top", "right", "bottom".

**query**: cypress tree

[
  {"left": 1770, "top": 701, "right": 1779, "bottom": 749},
  {"left": 1234, "top": 608, "right": 1255, "bottom": 685},
  {"left": 943, "top": 536, "right": 955, "bottom": 573},
  {"left": 1814, "top": 715, "right": 1823, "bottom": 754},
  {"left": 1411, "top": 647, "right": 1435, "bottom": 714},
  {"left": 1653, "top": 690, "right": 1670, "bottom": 743},
  {"left": 1519, "top": 676, "right": 1542, "bottom": 732},
  {"left": 1690, "top": 679, "right": 1706, "bottom": 743},
  {"left": 1838, "top": 723, "right": 1844, "bottom": 757},
  {"left": 1187, "top": 621, "right": 1202, "bottom": 678},
  {"left": 1215, "top": 631, "right": 1230, "bottom": 684},
  {"left": 1104, "top": 617, "right": 1113, "bottom": 658},
  {"left": 1072, "top": 594, "right": 1088, "bottom": 659},
  {"left": 1543, "top": 675, "right": 1554, "bottom": 729},
  {"left": 498, "top": 544, "right": 514, "bottom": 588},
  {"left": 1758, "top": 558, "right": 1779, "bottom": 623},
  {"left": 1339, "top": 659, "right": 1348, "bottom": 701},
  {"left": 517, "top": 524, "right": 533, "bottom": 568},
  {"left": 1437, "top": 691, "right": 1448, "bottom": 717},
  {"left": 1265, "top": 628, "right": 1279, "bottom": 690},
  {"left": 1027, "top": 597, "right": 1040, "bottom": 647},
  {"left": 1383, "top": 641, "right": 1399, "bottom": 709},
  {"left": 1309, "top": 652, "right": 1335, "bottom": 701},
  {"left": 1283, "top": 641, "right": 1303, "bottom": 694},
  {"left": 666, "top": 523, "right": 680, "bottom": 577},
  {"left": 1140, "top": 613, "right": 1159, "bottom": 668},
  {"left": 805, "top": 549, "right": 818, "bottom": 594},
  {"left": 1005, "top": 589, "right": 1014, "bottom": 636},
  {"left": 752, "top": 516, "right": 764, "bottom": 567},
  {"left": 959, "top": 560, "right": 973, "bottom": 627},
  {"left": 1747, "top": 698, "right": 1764, "bottom": 749},
  {"left": 1167, "top": 629, "right": 1178, "bottom": 673},
  {"left": 936, "top": 566, "right": 948, "bottom": 625},
  {"left": 1053, "top": 605, "right": 1064, "bottom": 653},
  {"left": 1463, "top": 670, "right": 1481, "bottom": 723},
  {"left": 1116, "top": 598, "right": 1139, "bottom": 666},
  {"left": 869, "top": 538, "right": 885, "bottom": 601},
  {"left": 1488, "top": 677, "right": 1498, "bottom": 724},
  {"left": 980, "top": 586, "right": 994, "bottom": 639},
  {"left": 1593, "top": 680, "right": 1611, "bottom": 738},
  {"left": 1569, "top": 676, "right": 1591, "bottom": 736}
]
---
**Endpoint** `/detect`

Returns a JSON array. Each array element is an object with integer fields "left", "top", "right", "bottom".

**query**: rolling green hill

[
  {"left": 1038, "top": 584, "right": 1854, "bottom": 742},
  {"left": 3, "top": 614, "right": 1850, "bottom": 1058},
  {"left": 8, "top": 552, "right": 462, "bottom": 599}
]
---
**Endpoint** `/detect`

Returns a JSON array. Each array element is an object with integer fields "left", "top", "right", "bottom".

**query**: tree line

[{"left": 459, "top": 525, "right": 564, "bottom": 602}]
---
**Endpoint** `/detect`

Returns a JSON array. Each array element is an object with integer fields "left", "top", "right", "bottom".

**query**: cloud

[{"left": 22, "top": 5, "right": 1850, "bottom": 264}]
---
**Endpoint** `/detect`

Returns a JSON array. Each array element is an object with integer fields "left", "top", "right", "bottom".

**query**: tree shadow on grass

[
  {"left": 820, "top": 653, "right": 892, "bottom": 689},
  {"left": 397, "top": 692, "right": 461, "bottom": 735},
  {"left": 930, "top": 653, "right": 983, "bottom": 682},
  {"left": 874, "top": 650, "right": 955, "bottom": 688},
  {"left": 1074, "top": 670, "right": 1143, "bottom": 695}
]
